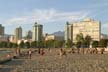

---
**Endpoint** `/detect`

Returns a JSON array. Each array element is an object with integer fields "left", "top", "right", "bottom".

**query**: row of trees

[
  {"left": 75, "top": 33, "right": 92, "bottom": 48},
  {"left": 92, "top": 39, "right": 108, "bottom": 48},
  {"left": 65, "top": 33, "right": 92, "bottom": 48},
  {"left": 0, "top": 40, "right": 64, "bottom": 48},
  {"left": 75, "top": 33, "right": 108, "bottom": 48}
]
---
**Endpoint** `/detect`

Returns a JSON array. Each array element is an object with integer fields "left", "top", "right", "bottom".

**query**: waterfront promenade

[{"left": 0, "top": 48, "right": 108, "bottom": 72}]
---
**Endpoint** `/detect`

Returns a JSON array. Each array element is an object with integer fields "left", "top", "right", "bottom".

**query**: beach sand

[{"left": 0, "top": 48, "right": 108, "bottom": 72}]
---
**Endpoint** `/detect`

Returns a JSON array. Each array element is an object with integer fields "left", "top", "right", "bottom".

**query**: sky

[{"left": 0, "top": 0, "right": 108, "bottom": 35}]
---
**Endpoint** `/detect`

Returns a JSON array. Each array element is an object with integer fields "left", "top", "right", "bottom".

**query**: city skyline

[{"left": 0, "top": 0, "right": 107, "bottom": 35}]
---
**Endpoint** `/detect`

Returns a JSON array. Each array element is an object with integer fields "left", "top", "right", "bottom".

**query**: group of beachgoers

[
  {"left": 13, "top": 48, "right": 45, "bottom": 59},
  {"left": 70, "top": 48, "right": 104, "bottom": 54},
  {"left": 7, "top": 47, "right": 105, "bottom": 60}
]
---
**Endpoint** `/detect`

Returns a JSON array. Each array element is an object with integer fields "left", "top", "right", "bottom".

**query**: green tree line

[
  {"left": 75, "top": 33, "right": 108, "bottom": 48},
  {"left": 0, "top": 40, "right": 64, "bottom": 48}
]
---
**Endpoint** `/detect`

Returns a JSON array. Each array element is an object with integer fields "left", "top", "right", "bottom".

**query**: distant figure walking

[
  {"left": 28, "top": 49, "right": 32, "bottom": 59},
  {"left": 15, "top": 48, "right": 21, "bottom": 56},
  {"left": 48, "top": 48, "right": 51, "bottom": 53}
]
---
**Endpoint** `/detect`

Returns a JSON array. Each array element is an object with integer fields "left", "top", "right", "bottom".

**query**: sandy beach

[{"left": 0, "top": 48, "right": 108, "bottom": 72}]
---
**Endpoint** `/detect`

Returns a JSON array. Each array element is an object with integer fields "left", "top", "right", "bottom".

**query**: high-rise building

[
  {"left": 32, "top": 22, "right": 43, "bottom": 41},
  {"left": 65, "top": 22, "right": 73, "bottom": 43},
  {"left": 0, "top": 24, "right": 4, "bottom": 36},
  {"left": 73, "top": 18, "right": 101, "bottom": 42},
  {"left": 14, "top": 26, "right": 22, "bottom": 41},
  {"left": 65, "top": 18, "right": 101, "bottom": 43},
  {"left": 25, "top": 30, "right": 32, "bottom": 39}
]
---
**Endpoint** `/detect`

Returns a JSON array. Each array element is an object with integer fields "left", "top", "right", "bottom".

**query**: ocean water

[{"left": 0, "top": 50, "right": 11, "bottom": 56}]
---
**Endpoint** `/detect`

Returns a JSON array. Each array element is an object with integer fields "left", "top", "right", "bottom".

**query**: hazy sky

[{"left": 0, "top": 0, "right": 108, "bottom": 35}]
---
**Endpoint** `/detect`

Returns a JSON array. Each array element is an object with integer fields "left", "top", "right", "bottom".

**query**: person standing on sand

[
  {"left": 28, "top": 49, "right": 32, "bottom": 59},
  {"left": 59, "top": 48, "right": 62, "bottom": 56},
  {"left": 38, "top": 48, "right": 41, "bottom": 54}
]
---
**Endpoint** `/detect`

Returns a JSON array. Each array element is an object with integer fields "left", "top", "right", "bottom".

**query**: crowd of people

[{"left": 11, "top": 47, "right": 105, "bottom": 60}]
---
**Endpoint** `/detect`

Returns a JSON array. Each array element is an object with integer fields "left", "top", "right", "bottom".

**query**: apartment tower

[{"left": 32, "top": 22, "right": 43, "bottom": 41}]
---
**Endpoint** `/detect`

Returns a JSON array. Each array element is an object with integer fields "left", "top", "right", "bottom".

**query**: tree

[
  {"left": 76, "top": 33, "right": 84, "bottom": 42},
  {"left": 85, "top": 35, "right": 92, "bottom": 48},
  {"left": 76, "top": 33, "right": 92, "bottom": 48},
  {"left": 57, "top": 40, "right": 64, "bottom": 48},
  {"left": 43, "top": 40, "right": 64, "bottom": 48},
  {"left": 42, "top": 41, "right": 46, "bottom": 48},
  {"left": 65, "top": 39, "right": 73, "bottom": 48},
  {"left": 76, "top": 33, "right": 84, "bottom": 48},
  {"left": 45, "top": 40, "right": 54, "bottom": 48},
  {"left": 0, "top": 41, "right": 8, "bottom": 48},
  {"left": 31, "top": 41, "right": 37, "bottom": 48},
  {"left": 37, "top": 41, "right": 44, "bottom": 48},
  {"left": 24, "top": 41, "right": 30, "bottom": 48},
  {"left": 99, "top": 39, "right": 108, "bottom": 48},
  {"left": 76, "top": 42, "right": 81, "bottom": 48},
  {"left": 19, "top": 41, "right": 24, "bottom": 48},
  {"left": 12, "top": 43, "right": 18, "bottom": 48},
  {"left": 92, "top": 41, "right": 99, "bottom": 48},
  {"left": 7, "top": 42, "right": 13, "bottom": 48}
]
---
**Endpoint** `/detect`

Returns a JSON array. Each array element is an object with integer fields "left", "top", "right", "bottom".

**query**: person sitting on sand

[
  {"left": 7, "top": 54, "right": 11, "bottom": 59},
  {"left": 71, "top": 48, "right": 75, "bottom": 54},
  {"left": 59, "top": 48, "right": 66, "bottom": 56},
  {"left": 100, "top": 48, "right": 104, "bottom": 54},
  {"left": 40, "top": 48, "right": 45, "bottom": 55}
]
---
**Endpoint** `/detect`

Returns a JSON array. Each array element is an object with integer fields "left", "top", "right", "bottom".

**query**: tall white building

[
  {"left": 73, "top": 18, "right": 101, "bottom": 42},
  {"left": 32, "top": 22, "right": 43, "bottom": 41},
  {"left": 65, "top": 18, "right": 101, "bottom": 43}
]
